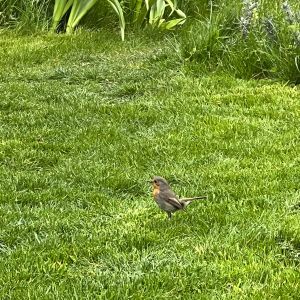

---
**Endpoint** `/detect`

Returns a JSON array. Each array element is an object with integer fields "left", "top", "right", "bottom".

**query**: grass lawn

[{"left": 0, "top": 31, "right": 299, "bottom": 299}]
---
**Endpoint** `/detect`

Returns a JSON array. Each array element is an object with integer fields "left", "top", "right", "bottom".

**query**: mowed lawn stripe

[{"left": 0, "top": 32, "right": 299, "bottom": 299}]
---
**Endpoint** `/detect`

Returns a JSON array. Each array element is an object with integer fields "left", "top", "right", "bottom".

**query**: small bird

[{"left": 150, "top": 176, "right": 208, "bottom": 219}]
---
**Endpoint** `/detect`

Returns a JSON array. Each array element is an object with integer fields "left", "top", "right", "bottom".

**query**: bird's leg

[{"left": 167, "top": 212, "right": 172, "bottom": 219}]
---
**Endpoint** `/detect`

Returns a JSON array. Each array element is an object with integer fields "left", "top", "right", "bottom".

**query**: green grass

[
  {"left": 2, "top": 0, "right": 299, "bottom": 82},
  {"left": 0, "top": 0, "right": 51, "bottom": 32},
  {"left": 180, "top": 0, "right": 300, "bottom": 84},
  {"left": 0, "top": 31, "right": 300, "bottom": 299}
]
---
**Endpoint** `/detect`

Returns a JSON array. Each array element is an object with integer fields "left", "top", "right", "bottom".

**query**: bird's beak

[{"left": 148, "top": 180, "right": 153, "bottom": 184}]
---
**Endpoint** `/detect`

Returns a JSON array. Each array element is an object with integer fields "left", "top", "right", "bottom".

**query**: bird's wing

[{"left": 165, "top": 197, "right": 183, "bottom": 209}]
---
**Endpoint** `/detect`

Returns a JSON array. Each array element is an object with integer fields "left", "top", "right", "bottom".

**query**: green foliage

[
  {"left": 52, "top": 0, "right": 99, "bottom": 34},
  {"left": 51, "top": 0, "right": 125, "bottom": 40},
  {"left": 65, "top": 0, "right": 99, "bottom": 34},
  {"left": 0, "top": 0, "right": 299, "bottom": 91},
  {"left": 0, "top": 0, "right": 186, "bottom": 38},
  {"left": 0, "top": 0, "right": 51, "bottom": 32},
  {"left": 107, "top": 0, "right": 126, "bottom": 41},
  {"left": 52, "top": 0, "right": 73, "bottom": 32},
  {"left": 226, "top": 0, "right": 300, "bottom": 83},
  {"left": 180, "top": 0, "right": 300, "bottom": 84},
  {"left": 130, "top": 0, "right": 186, "bottom": 30},
  {"left": 0, "top": 32, "right": 300, "bottom": 298},
  {"left": 51, "top": 0, "right": 185, "bottom": 38}
]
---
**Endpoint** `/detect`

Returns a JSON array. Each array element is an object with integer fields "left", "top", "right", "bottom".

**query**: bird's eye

[{"left": 154, "top": 180, "right": 157, "bottom": 184}]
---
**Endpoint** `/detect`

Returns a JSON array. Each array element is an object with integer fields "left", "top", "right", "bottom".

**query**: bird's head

[{"left": 151, "top": 176, "right": 170, "bottom": 191}]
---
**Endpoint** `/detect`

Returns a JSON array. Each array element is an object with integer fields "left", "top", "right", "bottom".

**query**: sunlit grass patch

[{"left": 0, "top": 32, "right": 299, "bottom": 299}]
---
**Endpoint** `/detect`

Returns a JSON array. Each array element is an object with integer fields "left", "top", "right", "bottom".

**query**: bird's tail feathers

[
  {"left": 180, "top": 196, "right": 208, "bottom": 208},
  {"left": 180, "top": 196, "right": 208, "bottom": 202}
]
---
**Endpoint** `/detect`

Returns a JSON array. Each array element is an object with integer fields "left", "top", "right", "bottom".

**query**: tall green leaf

[
  {"left": 52, "top": 0, "right": 73, "bottom": 32},
  {"left": 134, "top": 0, "right": 156, "bottom": 27},
  {"left": 133, "top": 0, "right": 143, "bottom": 23},
  {"left": 66, "top": 0, "right": 98, "bottom": 34},
  {"left": 160, "top": 17, "right": 185, "bottom": 30},
  {"left": 149, "top": 0, "right": 166, "bottom": 26},
  {"left": 107, "top": 0, "right": 126, "bottom": 41}
]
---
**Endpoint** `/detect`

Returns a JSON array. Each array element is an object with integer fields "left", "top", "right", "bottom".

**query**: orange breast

[{"left": 152, "top": 187, "right": 160, "bottom": 198}]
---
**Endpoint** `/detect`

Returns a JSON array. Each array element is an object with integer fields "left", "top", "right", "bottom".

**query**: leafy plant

[
  {"left": 51, "top": 0, "right": 185, "bottom": 40},
  {"left": 52, "top": 0, "right": 125, "bottom": 40},
  {"left": 107, "top": 0, "right": 125, "bottom": 41},
  {"left": 131, "top": 0, "right": 186, "bottom": 30},
  {"left": 52, "top": 0, "right": 73, "bottom": 32},
  {"left": 66, "top": 0, "right": 99, "bottom": 34}
]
